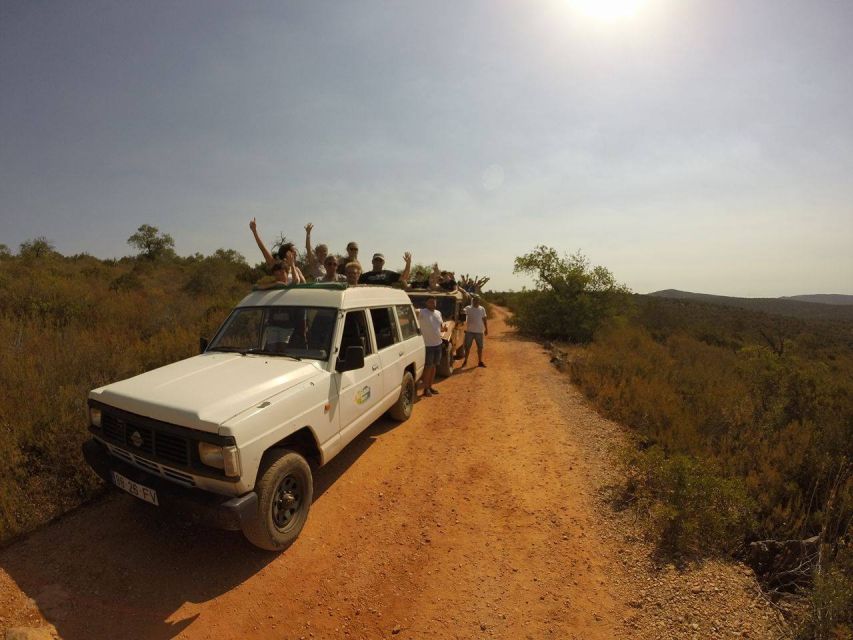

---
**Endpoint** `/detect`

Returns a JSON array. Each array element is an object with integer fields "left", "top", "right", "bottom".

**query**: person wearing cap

[
  {"left": 358, "top": 251, "right": 412, "bottom": 285},
  {"left": 461, "top": 294, "right": 488, "bottom": 368},
  {"left": 249, "top": 218, "right": 305, "bottom": 284},
  {"left": 304, "top": 222, "right": 330, "bottom": 282}
]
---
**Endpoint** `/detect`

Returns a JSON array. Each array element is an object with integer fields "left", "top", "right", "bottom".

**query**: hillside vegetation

[
  {"left": 649, "top": 289, "right": 853, "bottom": 321},
  {"left": 492, "top": 248, "right": 852, "bottom": 639},
  {"left": 0, "top": 234, "right": 260, "bottom": 542}
]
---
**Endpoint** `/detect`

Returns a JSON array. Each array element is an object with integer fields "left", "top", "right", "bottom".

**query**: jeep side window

[
  {"left": 395, "top": 304, "right": 419, "bottom": 340},
  {"left": 340, "top": 311, "right": 373, "bottom": 356},
  {"left": 370, "top": 307, "right": 400, "bottom": 350}
]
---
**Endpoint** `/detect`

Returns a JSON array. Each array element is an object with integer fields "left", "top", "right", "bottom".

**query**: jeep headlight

[
  {"left": 89, "top": 406, "right": 102, "bottom": 428},
  {"left": 199, "top": 442, "right": 241, "bottom": 477}
]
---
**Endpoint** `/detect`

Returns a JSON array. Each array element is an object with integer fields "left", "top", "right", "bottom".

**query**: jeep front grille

[{"left": 102, "top": 413, "right": 190, "bottom": 466}]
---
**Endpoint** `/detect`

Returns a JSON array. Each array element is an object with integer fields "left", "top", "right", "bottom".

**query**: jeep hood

[{"left": 89, "top": 353, "right": 322, "bottom": 433}]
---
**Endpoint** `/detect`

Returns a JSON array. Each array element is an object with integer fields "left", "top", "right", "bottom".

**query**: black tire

[
  {"left": 242, "top": 450, "right": 313, "bottom": 551},
  {"left": 437, "top": 342, "right": 454, "bottom": 378},
  {"left": 388, "top": 371, "right": 416, "bottom": 421}
]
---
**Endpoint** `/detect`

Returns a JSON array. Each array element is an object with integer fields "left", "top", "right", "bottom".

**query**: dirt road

[{"left": 0, "top": 308, "right": 787, "bottom": 639}]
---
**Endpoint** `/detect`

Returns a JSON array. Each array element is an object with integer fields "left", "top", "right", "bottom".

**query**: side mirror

[
  {"left": 459, "top": 311, "right": 467, "bottom": 322},
  {"left": 335, "top": 346, "right": 365, "bottom": 372},
  {"left": 199, "top": 337, "right": 209, "bottom": 353}
]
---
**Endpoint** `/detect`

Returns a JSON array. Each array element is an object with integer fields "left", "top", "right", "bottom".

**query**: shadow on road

[{"left": 0, "top": 416, "right": 401, "bottom": 640}]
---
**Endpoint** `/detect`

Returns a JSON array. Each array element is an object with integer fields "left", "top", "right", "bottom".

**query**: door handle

[
  {"left": 372, "top": 365, "right": 379, "bottom": 371},
  {"left": 398, "top": 351, "right": 404, "bottom": 357}
]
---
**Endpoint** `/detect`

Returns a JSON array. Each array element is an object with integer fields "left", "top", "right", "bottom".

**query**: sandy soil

[{"left": 0, "top": 308, "right": 789, "bottom": 639}]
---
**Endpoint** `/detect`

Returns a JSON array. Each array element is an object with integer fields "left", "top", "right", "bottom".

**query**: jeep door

[
  {"left": 369, "top": 306, "right": 405, "bottom": 405},
  {"left": 336, "top": 310, "right": 383, "bottom": 447}
]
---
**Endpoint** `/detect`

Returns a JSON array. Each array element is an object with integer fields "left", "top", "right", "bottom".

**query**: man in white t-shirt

[
  {"left": 417, "top": 296, "right": 447, "bottom": 397},
  {"left": 461, "top": 295, "right": 488, "bottom": 368}
]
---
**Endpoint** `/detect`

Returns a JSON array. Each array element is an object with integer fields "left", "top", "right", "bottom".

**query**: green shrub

[
  {"left": 797, "top": 557, "right": 853, "bottom": 640},
  {"left": 510, "top": 247, "right": 632, "bottom": 343},
  {"left": 629, "top": 447, "right": 755, "bottom": 557}
]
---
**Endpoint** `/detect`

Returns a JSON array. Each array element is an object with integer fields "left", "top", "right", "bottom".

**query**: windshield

[
  {"left": 408, "top": 295, "right": 456, "bottom": 319},
  {"left": 208, "top": 306, "right": 337, "bottom": 360}
]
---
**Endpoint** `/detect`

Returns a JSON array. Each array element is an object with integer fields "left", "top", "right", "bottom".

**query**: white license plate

[{"left": 112, "top": 471, "right": 159, "bottom": 506}]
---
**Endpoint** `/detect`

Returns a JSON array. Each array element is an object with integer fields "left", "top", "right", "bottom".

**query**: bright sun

[{"left": 569, "top": 0, "right": 647, "bottom": 21}]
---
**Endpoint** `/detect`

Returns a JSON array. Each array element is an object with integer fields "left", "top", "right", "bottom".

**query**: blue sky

[{"left": 2, "top": 0, "right": 852, "bottom": 295}]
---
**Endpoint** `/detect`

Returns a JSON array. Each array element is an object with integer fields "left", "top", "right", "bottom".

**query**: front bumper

[{"left": 83, "top": 438, "right": 258, "bottom": 531}]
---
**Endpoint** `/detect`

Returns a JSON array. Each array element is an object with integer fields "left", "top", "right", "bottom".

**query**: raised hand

[
  {"left": 305, "top": 222, "right": 313, "bottom": 235},
  {"left": 249, "top": 218, "right": 257, "bottom": 232}
]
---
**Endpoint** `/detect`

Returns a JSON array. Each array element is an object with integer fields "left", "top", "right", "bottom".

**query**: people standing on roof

[
  {"left": 438, "top": 271, "right": 457, "bottom": 291},
  {"left": 339, "top": 241, "right": 360, "bottom": 272},
  {"left": 418, "top": 296, "right": 446, "bottom": 397},
  {"left": 428, "top": 263, "right": 442, "bottom": 290},
  {"left": 255, "top": 255, "right": 303, "bottom": 289},
  {"left": 343, "top": 261, "right": 362, "bottom": 286},
  {"left": 319, "top": 254, "right": 347, "bottom": 282},
  {"left": 461, "top": 294, "right": 488, "bottom": 368},
  {"left": 459, "top": 274, "right": 490, "bottom": 294},
  {"left": 249, "top": 218, "right": 306, "bottom": 284},
  {"left": 303, "top": 223, "right": 330, "bottom": 282},
  {"left": 359, "top": 252, "right": 413, "bottom": 285}
]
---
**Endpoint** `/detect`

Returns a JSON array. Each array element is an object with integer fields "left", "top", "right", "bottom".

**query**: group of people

[
  {"left": 250, "top": 219, "right": 417, "bottom": 288},
  {"left": 249, "top": 219, "right": 483, "bottom": 295},
  {"left": 416, "top": 293, "right": 488, "bottom": 398},
  {"left": 249, "top": 218, "right": 490, "bottom": 394}
]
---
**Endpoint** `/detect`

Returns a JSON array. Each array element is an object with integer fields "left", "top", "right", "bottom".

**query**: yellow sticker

[{"left": 355, "top": 386, "right": 371, "bottom": 405}]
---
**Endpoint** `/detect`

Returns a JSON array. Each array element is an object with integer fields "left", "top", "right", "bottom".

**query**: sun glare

[{"left": 569, "top": 0, "right": 647, "bottom": 22}]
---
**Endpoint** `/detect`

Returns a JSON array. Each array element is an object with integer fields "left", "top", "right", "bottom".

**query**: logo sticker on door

[{"left": 355, "top": 386, "right": 371, "bottom": 405}]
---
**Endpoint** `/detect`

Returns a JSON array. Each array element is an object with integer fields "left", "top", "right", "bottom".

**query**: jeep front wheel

[
  {"left": 388, "top": 371, "right": 415, "bottom": 421},
  {"left": 242, "top": 450, "right": 313, "bottom": 551}
]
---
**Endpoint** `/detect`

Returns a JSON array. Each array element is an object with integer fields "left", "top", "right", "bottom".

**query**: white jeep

[{"left": 83, "top": 283, "right": 425, "bottom": 550}]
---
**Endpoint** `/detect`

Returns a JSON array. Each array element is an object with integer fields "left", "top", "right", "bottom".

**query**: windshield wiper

[{"left": 238, "top": 348, "right": 301, "bottom": 361}]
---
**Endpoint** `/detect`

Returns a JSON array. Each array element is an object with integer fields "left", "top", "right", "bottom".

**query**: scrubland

[
  {"left": 2, "top": 239, "right": 849, "bottom": 637},
  {"left": 0, "top": 247, "right": 257, "bottom": 542},
  {"left": 492, "top": 252, "right": 852, "bottom": 638}
]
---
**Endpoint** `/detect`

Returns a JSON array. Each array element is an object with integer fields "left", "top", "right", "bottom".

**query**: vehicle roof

[
  {"left": 237, "top": 283, "right": 413, "bottom": 309},
  {"left": 407, "top": 288, "right": 470, "bottom": 301}
]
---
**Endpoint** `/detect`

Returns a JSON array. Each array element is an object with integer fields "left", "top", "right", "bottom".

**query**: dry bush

[{"left": 0, "top": 249, "right": 248, "bottom": 541}]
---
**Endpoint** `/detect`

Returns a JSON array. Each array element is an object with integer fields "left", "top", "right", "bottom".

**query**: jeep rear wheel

[
  {"left": 438, "top": 342, "right": 454, "bottom": 378},
  {"left": 388, "top": 371, "right": 415, "bottom": 421},
  {"left": 242, "top": 450, "right": 313, "bottom": 551}
]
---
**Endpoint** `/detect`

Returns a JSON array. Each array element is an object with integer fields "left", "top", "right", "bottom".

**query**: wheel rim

[
  {"left": 402, "top": 377, "right": 414, "bottom": 412},
  {"left": 272, "top": 474, "right": 304, "bottom": 530}
]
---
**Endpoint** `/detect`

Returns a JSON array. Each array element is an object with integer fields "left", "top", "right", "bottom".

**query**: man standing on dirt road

[
  {"left": 461, "top": 294, "right": 488, "bottom": 368},
  {"left": 418, "top": 296, "right": 446, "bottom": 397}
]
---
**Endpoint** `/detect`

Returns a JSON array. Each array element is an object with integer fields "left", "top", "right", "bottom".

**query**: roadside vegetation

[
  {"left": 0, "top": 228, "right": 263, "bottom": 543},
  {"left": 489, "top": 247, "right": 852, "bottom": 639}
]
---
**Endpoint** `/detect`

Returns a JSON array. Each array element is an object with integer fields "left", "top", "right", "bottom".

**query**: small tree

[
  {"left": 512, "top": 246, "right": 631, "bottom": 342},
  {"left": 18, "top": 237, "right": 56, "bottom": 259},
  {"left": 127, "top": 224, "right": 175, "bottom": 260}
]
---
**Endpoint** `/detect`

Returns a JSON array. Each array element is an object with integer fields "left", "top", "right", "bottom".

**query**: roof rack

[{"left": 251, "top": 282, "right": 348, "bottom": 292}]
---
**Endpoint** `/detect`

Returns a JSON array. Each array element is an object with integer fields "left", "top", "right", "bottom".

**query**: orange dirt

[{"left": 0, "top": 308, "right": 787, "bottom": 639}]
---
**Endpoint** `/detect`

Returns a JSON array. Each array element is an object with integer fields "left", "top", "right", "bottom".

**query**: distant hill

[
  {"left": 780, "top": 294, "right": 853, "bottom": 305},
  {"left": 647, "top": 289, "right": 853, "bottom": 322}
]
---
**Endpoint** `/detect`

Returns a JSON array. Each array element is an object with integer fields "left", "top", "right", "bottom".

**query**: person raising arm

[{"left": 249, "top": 217, "right": 276, "bottom": 268}]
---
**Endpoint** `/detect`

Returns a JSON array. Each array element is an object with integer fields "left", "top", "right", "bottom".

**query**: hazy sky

[{"left": 2, "top": 0, "right": 852, "bottom": 295}]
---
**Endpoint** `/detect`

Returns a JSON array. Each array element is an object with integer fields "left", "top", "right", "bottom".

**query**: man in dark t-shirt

[{"left": 359, "top": 252, "right": 412, "bottom": 285}]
